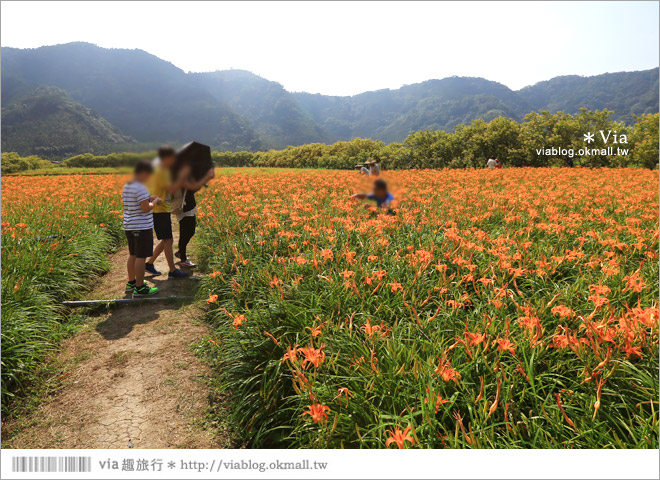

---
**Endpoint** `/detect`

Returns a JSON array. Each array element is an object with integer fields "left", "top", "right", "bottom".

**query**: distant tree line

[
  {"left": 3, "top": 110, "right": 658, "bottom": 174},
  {"left": 1, "top": 152, "right": 54, "bottom": 174},
  {"left": 1, "top": 151, "right": 155, "bottom": 174}
]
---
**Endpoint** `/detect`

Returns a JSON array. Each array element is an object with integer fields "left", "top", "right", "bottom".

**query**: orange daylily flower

[
  {"left": 282, "top": 344, "right": 299, "bottom": 363},
  {"left": 387, "top": 282, "right": 403, "bottom": 292},
  {"left": 435, "top": 357, "right": 461, "bottom": 384},
  {"left": 551, "top": 305, "right": 575, "bottom": 319},
  {"left": 298, "top": 346, "right": 326, "bottom": 369},
  {"left": 465, "top": 330, "right": 486, "bottom": 346},
  {"left": 385, "top": 426, "right": 414, "bottom": 449},
  {"left": 302, "top": 404, "right": 330, "bottom": 423},
  {"left": 496, "top": 338, "right": 516, "bottom": 354},
  {"left": 232, "top": 314, "right": 245, "bottom": 328}
]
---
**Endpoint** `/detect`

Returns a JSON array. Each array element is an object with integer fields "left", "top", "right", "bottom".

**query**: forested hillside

[
  {"left": 191, "top": 70, "right": 327, "bottom": 148},
  {"left": 294, "top": 77, "right": 532, "bottom": 143},
  {"left": 1, "top": 86, "right": 134, "bottom": 157},
  {"left": 519, "top": 69, "right": 660, "bottom": 124},
  {"left": 1, "top": 43, "right": 262, "bottom": 151},
  {"left": 2, "top": 42, "right": 657, "bottom": 157}
]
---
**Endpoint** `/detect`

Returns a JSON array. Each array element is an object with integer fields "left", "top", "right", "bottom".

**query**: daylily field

[
  {"left": 197, "top": 168, "right": 659, "bottom": 448},
  {"left": 2, "top": 168, "right": 658, "bottom": 448},
  {"left": 2, "top": 174, "right": 126, "bottom": 410}
]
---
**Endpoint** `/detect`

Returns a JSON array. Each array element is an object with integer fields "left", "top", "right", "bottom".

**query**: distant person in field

[
  {"left": 495, "top": 158, "right": 502, "bottom": 169},
  {"left": 122, "top": 160, "right": 161, "bottom": 296},
  {"left": 487, "top": 158, "right": 498, "bottom": 169},
  {"left": 362, "top": 158, "right": 381, "bottom": 176},
  {"left": 351, "top": 178, "right": 394, "bottom": 211},
  {"left": 171, "top": 164, "right": 215, "bottom": 269},
  {"left": 145, "top": 146, "right": 189, "bottom": 279}
]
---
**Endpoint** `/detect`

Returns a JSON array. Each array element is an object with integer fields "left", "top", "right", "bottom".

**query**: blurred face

[
  {"left": 374, "top": 186, "right": 387, "bottom": 200},
  {"left": 135, "top": 170, "right": 151, "bottom": 183},
  {"left": 160, "top": 154, "right": 176, "bottom": 168}
]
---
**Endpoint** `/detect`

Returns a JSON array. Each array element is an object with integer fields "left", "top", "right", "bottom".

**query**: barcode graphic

[{"left": 11, "top": 457, "right": 92, "bottom": 473}]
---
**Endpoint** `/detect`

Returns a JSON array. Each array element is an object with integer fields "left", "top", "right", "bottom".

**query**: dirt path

[{"left": 3, "top": 232, "right": 225, "bottom": 449}]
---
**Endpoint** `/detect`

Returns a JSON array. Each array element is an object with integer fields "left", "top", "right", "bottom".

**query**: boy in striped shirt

[{"left": 122, "top": 160, "right": 162, "bottom": 296}]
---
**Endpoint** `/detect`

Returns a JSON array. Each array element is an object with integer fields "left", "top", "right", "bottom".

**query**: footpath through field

[{"left": 3, "top": 231, "right": 224, "bottom": 448}]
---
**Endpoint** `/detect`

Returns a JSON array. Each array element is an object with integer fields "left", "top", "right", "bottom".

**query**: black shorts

[
  {"left": 153, "top": 212, "right": 173, "bottom": 240},
  {"left": 125, "top": 229, "right": 153, "bottom": 258}
]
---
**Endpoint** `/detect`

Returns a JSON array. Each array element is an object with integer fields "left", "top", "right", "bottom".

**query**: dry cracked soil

[{"left": 3, "top": 232, "right": 228, "bottom": 449}]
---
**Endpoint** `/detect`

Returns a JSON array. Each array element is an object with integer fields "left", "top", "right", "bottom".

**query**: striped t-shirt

[{"left": 122, "top": 181, "right": 153, "bottom": 231}]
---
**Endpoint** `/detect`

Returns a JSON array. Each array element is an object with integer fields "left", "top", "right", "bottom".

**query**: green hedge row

[{"left": 3, "top": 110, "right": 658, "bottom": 173}]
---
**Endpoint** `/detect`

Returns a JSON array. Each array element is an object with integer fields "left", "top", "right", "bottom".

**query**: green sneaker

[
  {"left": 134, "top": 284, "right": 159, "bottom": 296},
  {"left": 125, "top": 281, "right": 147, "bottom": 292}
]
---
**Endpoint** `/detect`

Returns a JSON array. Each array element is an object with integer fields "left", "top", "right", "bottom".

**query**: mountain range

[{"left": 2, "top": 42, "right": 658, "bottom": 157}]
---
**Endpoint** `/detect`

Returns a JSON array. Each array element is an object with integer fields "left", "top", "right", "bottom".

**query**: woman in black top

[
  {"left": 176, "top": 189, "right": 198, "bottom": 267},
  {"left": 173, "top": 167, "right": 215, "bottom": 268}
]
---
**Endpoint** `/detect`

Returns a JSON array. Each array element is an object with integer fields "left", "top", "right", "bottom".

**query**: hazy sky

[{"left": 2, "top": 1, "right": 658, "bottom": 96}]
